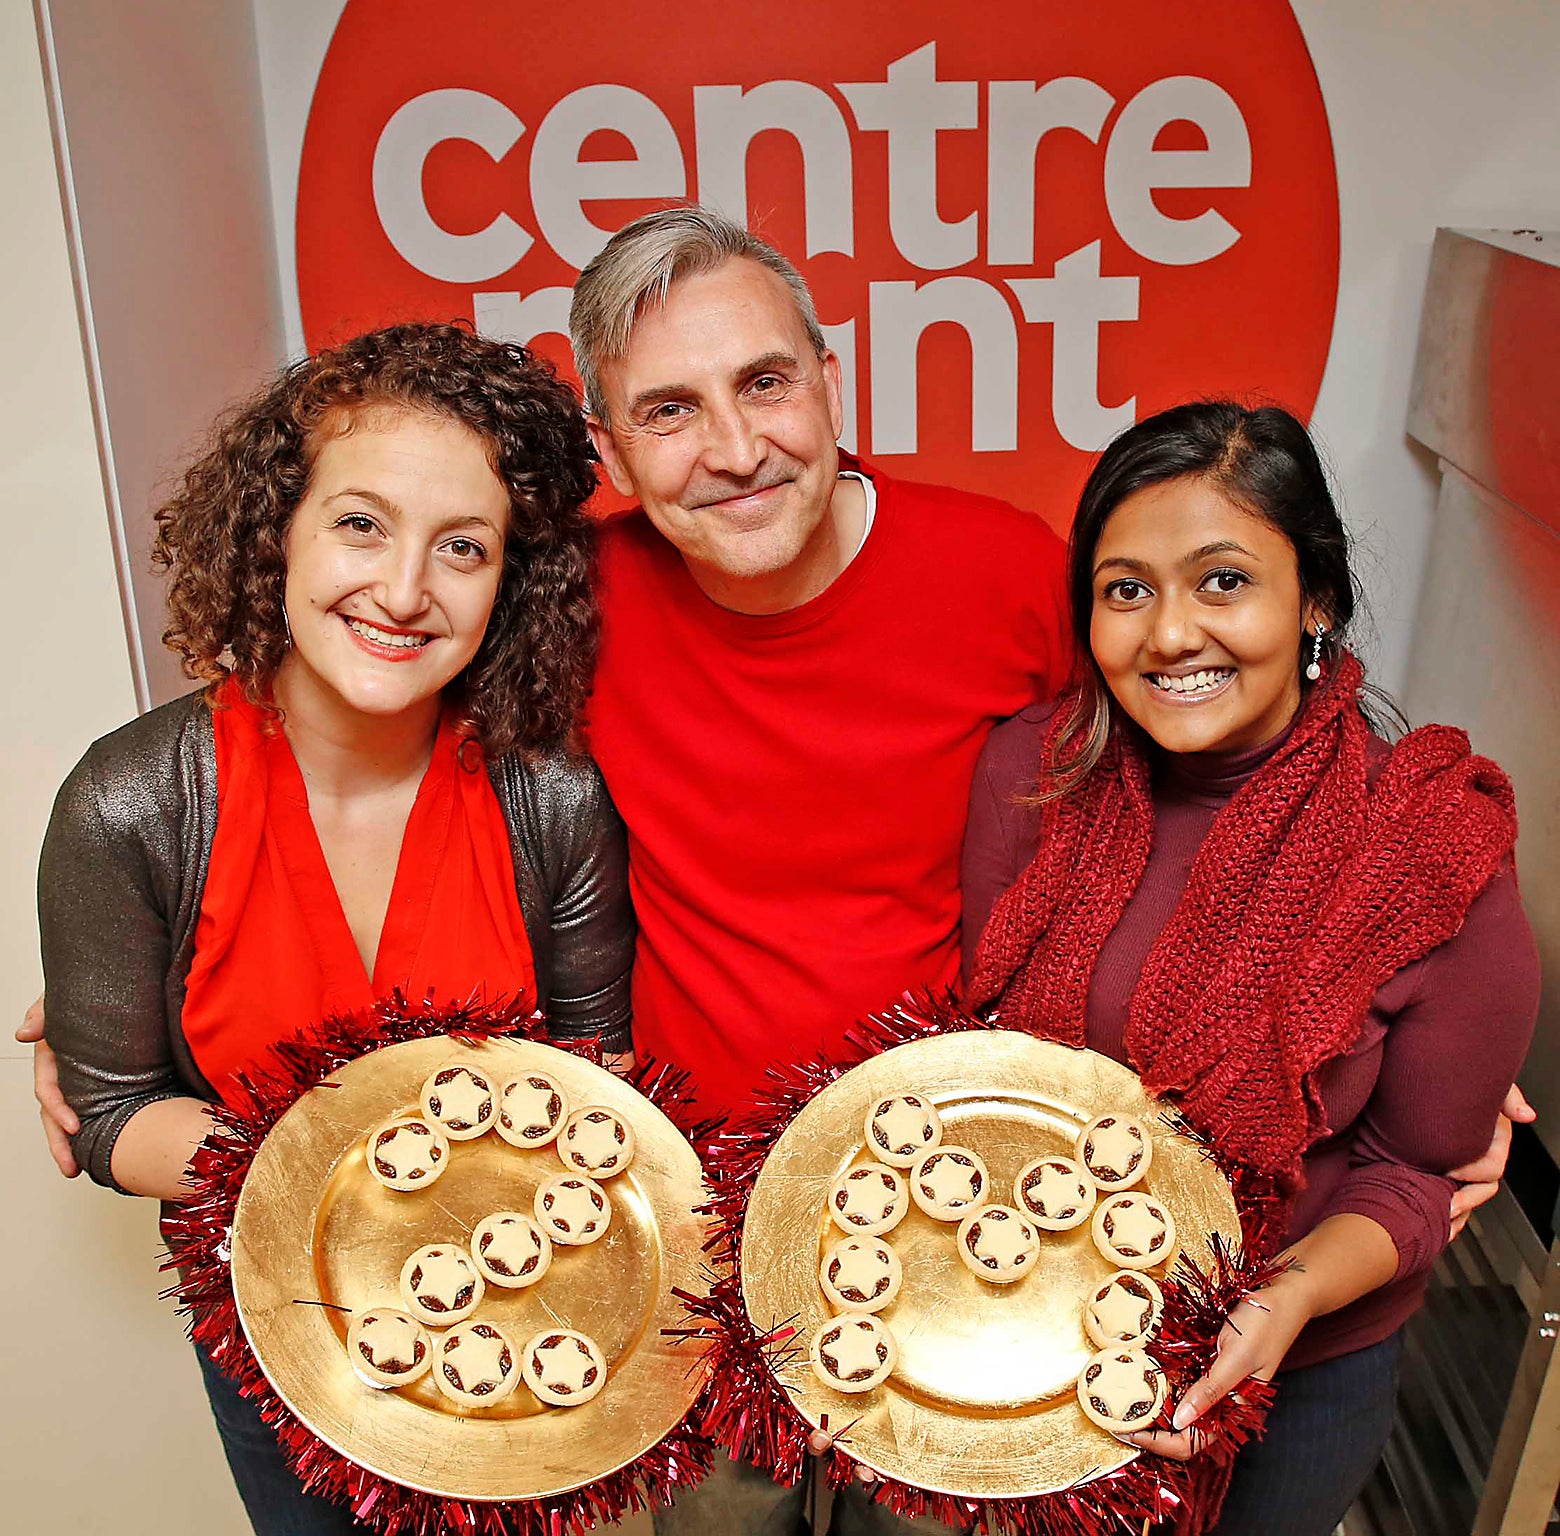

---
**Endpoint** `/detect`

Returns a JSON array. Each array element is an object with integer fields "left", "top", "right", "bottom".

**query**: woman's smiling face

[
  {"left": 1089, "top": 474, "right": 1321, "bottom": 757},
  {"left": 280, "top": 408, "right": 510, "bottom": 724}
]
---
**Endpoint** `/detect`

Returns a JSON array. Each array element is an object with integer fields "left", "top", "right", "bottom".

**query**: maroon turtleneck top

[{"left": 961, "top": 703, "right": 1538, "bottom": 1372}]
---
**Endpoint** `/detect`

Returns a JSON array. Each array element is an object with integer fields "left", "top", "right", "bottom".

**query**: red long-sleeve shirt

[{"left": 962, "top": 703, "right": 1538, "bottom": 1370}]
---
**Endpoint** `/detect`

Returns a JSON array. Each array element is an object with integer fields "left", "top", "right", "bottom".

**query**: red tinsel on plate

[
  {"left": 687, "top": 990, "right": 1279, "bottom": 1536},
  {"left": 160, "top": 991, "right": 714, "bottom": 1536}
]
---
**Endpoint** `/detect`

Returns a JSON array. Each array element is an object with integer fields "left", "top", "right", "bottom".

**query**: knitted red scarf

[{"left": 969, "top": 654, "right": 1516, "bottom": 1253}]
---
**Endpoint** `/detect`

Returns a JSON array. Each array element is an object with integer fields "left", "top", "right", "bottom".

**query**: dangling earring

[
  {"left": 283, "top": 605, "right": 293, "bottom": 650},
  {"left": 1305, "top": 626, "right": 1326, "bottom": 681}
]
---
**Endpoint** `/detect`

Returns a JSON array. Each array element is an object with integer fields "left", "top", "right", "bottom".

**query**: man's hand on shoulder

[
  {"left": 1448, "top": 1083, "right": 1534, "bottom": 1239},
  {"left": 17, "top": 994, "right": 80, "bottom": 1178}
]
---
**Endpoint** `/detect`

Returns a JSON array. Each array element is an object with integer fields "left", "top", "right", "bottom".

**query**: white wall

[
  {"left": 0, "top": 4, "right": 248, "bottom": 1532},
  {"left": 1297, "top": 1, "right": 1560, "bottom": 696},
  {"left": 249, "top": 0, "right": 1560, "bottom": 703}
]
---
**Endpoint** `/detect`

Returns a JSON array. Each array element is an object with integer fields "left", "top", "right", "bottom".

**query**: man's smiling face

[{"left": 588, "top": 258, "right": 845, "bottom": 613}]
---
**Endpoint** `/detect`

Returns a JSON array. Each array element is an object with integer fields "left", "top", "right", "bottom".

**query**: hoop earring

[{"left": 1304, "top": 626, "right": 1326, "bottom": 682}]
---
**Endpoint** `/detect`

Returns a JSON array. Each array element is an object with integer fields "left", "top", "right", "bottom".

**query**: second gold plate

[{"left": 741, "top": 1030, "right": 1238, "bottom": 1498}]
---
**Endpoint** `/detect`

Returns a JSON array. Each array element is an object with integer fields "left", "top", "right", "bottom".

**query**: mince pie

[
  {"left": 557, "top": 1105, "right": 636, "bottom": 1179},
  {"left": 399, "top": 1243, "right": 485, "bottom": 1326},
  {"left": 1091, "top": 1192, "right": 1176, "bottom": 1271},
  {"left": 1013, "top": 1154, "right": 1097, "bottom": 1232},
  {"left": 533, "top": 1172, "right": 612, "bottom": 1246},
  {"left": 364, "top": 1114, "right": 450, "bottom": 1192},
  {"left": 521, "top": 1327, "right": 608, "bottom": 1407},
  {"left": 433, "top": 1319, "right": 521, "bottom": 1408},
  {"left": 1074, "top": 1113, "right": 1153, "bottom": 1192},
  {"left": 908, "top": 1145, "right": 990, "bottom": 1221},
  {"left": 809, "top": 1313, "right": 898, "bottom": 1394},
  {"left": 819, "top": 1235, "right": 903, "bottom": 1314},
  {"left": 827, "top": 1162, "right": 909, "bottom": 1236},
  {"left": 346, "top": 1308, "right": 433, "bottom": 1390},
  {"left": 470, "top": 1211, "right": 553, "bottom": 1289},
  {"left": 495, "top": 1070, "right": 569, "bottom": 1149},
  {"left": 1083, "top": 1270, "right": 1165, "bottom": 1349},
  {"left": 862, "top": 1094, "right": 943, "bottom": 1168},
  {"left": 955, "top": 1203, "right": 1042, "bottom": 1285},
  {"left": 1076, "top": 1346, "right": 1167, "bottom": 1434},
  {"left": 420, "top": 1061, "right": 498, "bottom": 1141}
]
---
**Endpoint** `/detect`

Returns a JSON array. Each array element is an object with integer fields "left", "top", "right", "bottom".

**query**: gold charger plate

[
  {"left": 231, "top": 1036, "right": 708, "bottom": 1501},
  {"left": 741, "top": 1031, "right": 1239, "bottom": 1499}
]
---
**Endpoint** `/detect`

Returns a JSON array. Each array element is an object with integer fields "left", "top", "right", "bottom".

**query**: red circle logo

[{"left": 298, "top": 0, "right": 1337, "bottom": 525}]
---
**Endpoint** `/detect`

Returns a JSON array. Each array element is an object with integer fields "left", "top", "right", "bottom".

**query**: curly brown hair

[{"left": 154, "top": 322, "right": 599, "bottom": 759}]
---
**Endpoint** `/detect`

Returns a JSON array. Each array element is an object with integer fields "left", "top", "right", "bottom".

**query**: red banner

[{"left": 298, "top": 0, "right": 1337, "bottom": 525}]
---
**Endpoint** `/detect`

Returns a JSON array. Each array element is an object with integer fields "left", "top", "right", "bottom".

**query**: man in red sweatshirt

[{"left": 573, "top": 205, "right": 1072, "bottom": 1119}]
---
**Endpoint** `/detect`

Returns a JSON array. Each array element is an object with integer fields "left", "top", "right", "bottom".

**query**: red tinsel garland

[
  {"left": 161, "top": 992, "right": 714, "bottom": 1535},
  {"left": 687, "top": 990, "right": 1279, "bottom": 1536}
]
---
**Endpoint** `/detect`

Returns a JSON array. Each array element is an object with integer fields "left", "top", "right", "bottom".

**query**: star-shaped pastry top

[
  {"left": 563, "top": 1108, "right": 629, "bottom": 1169},
  {"left": 828, "top": 1241, "right": 896, "bottom": 1301},
  {"left": 1026, "top": 1160, "right": 1091, "bottom": 1217},
  {"left": 834, "top": 1165, "right": 904, "bottom": 1224},
  {"left": 357, "top": 1312, "right": 426, "bottom": 1373},
  {"left": 480, "top": 1217, "right": 545, "bottom": 1275},
  {"left": 531, "top": 1333, "right": 600, "bottom": 1391},
  {"left": 819, "top": 1319, "right": 891, "bottom": 1382},
  {"left": 1102, "top": 1197, "right": 1171, "bottom": 1256},
  {"left": 966, "top": 1208, "right": 1037, "bottom": 1267},
  {"left": 1089, "top": 1275, "right": 1158, "bottom": 1341},
  {"left": 918, "top": 1151, "right": 984, "bottom": 1205},
  {"left": 427, "top": 1067, "right": 492, "bottom": 1128},
  {"left": 871, "top": 1097, "right": 937, "bottom": 1158},
  {"left": 1085, "top": 1352, "right": 1163, "bottom": 1421},
  {"left": 443, "top": 1324, "right": 512, "bottom": 1388},
  {"left": 376, "top": 1121, "right": 442, "bottom": 1176},
  {"left": 502, "top": 1075, "right": 564, "bottom": 1136},
  {"left": 539, "top": 1176, "right": 607, "bottom": 1233},
  {"left": 1083, "top": 1117, "right": 1147, "bottom": 1181},
  {"left": 411, "top": 1248, "right": 478, "bottom": 1308}
]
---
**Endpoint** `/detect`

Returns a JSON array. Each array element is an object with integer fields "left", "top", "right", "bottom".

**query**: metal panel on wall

[
  {"left": 35, "top": 0, "right": 287, "bottom": 708},
  {"left": 1404, "top": 227, "right": 1560, "bottom": 1159}
]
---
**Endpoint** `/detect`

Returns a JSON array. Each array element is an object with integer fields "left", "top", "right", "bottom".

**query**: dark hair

[
  {"left": 1042, "top": 400, "right": 1393, "bottom": 798},
  {"left": 153, "top": 322, "right": 599, "bottom": 759}
]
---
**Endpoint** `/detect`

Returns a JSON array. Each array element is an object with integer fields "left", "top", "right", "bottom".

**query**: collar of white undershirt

[{"left": 837, "top": 469, "right": 877, "bottom": 566}]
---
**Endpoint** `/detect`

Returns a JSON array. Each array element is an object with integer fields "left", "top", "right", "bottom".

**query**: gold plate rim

[
  {"left": 231, "top": 1036, "right": 708, "bottom": 1502},
  {"left": 741, "top": 1030, "right": 1239, "bottom": 1500}
]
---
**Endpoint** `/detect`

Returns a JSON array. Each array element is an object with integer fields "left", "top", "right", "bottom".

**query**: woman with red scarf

[{"left": 963, "top": 401, "right": 1537, "bottom": 1535}]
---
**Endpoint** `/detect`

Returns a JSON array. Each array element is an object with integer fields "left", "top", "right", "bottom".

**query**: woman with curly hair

[{"left": 37, "top": 322, "right": 631, "bottom": 1532}]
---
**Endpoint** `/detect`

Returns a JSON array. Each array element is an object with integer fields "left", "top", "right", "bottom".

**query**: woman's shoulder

[
  {"left": 488, "top": 742, "right": 608, "bottom": 808},
  {"left": 485, "top": 743, "right": 619, "bottom": 855},
  {"left": 56, "top": 692, "right": 213, "bottom": 834}
]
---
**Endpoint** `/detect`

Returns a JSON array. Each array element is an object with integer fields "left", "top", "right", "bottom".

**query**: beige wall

[{"left": 0, "top": 3, "right": 247, "bottom": 1530}]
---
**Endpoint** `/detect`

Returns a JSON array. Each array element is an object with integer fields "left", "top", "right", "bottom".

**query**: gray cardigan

[{"left": 38, "top": 693, "right": 634, "bottom": 1192}]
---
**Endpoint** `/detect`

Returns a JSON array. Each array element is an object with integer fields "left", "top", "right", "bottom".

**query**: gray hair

[{"left": 569, "top": 205, "right": 828, "bottom": 420}]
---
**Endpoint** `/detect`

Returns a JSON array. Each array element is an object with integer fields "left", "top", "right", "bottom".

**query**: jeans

[
  {"left": 197, "top": 1347, "right": 363, "bottom": 1535},
  {"left": 651, "top": 1451, "right": 967, "bottom": 1535},
  {"left": 1210, "top": 1330, "right": 1404, "bottom": 1536}
]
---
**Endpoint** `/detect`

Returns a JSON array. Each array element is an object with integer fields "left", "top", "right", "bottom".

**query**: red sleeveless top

[{"left": 181, "top": 684, "right": 536, "bottom": 1100}]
